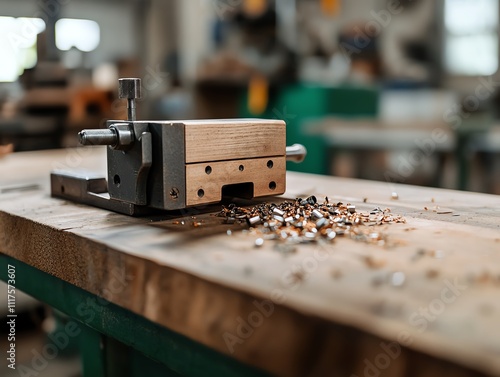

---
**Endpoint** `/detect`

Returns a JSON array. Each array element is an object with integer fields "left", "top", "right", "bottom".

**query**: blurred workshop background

[{"left": 1, "top": 0, "right": 500, "bottom": 194}]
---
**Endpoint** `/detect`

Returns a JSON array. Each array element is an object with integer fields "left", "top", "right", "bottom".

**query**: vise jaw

[{"left": 51, "top": 78, "right": 306, "bottom": 215}]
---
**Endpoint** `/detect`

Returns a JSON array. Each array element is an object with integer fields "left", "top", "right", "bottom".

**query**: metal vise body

[{"left": 51, "top": 78, "right": 306, "bottom": 215}]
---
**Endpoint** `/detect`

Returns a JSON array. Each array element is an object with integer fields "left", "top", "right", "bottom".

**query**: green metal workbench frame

[{"left": 1, "top": 254, "right": 269, "bottom": 377}]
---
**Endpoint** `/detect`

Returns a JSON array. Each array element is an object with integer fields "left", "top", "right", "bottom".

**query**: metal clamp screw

[{"left": 118, "top": 78, "right": 142, "bottom": 121}]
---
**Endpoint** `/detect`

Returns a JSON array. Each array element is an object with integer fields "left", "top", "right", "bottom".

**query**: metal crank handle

[
  {"left": 78, "top": 129, "right": 117, "bottom": 146},
  {"left": 78, "top": 124, "right": 134, "bottom": 151},
  {"left": 286, "top": 144, "right": 307, "bottom": 163}
]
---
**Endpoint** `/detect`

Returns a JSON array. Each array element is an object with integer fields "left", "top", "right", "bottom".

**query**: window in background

[
  {"left": 444, "top": 0, "right": 499, "bottom": 75},
  {"left": 0, "top": 17, "right": 46, "bottom": 82},
  {"left": 55, "top": 19, "right": 100, "bottom": 52}
]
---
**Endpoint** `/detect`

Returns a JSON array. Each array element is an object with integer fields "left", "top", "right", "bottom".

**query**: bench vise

[{"left": 51, "top": 78, "right": 306, "bottom": 215}]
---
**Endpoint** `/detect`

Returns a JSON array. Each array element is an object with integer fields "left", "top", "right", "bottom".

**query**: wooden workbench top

[{"left": 1, "top": 148, "right": 499, "bottom": 377}]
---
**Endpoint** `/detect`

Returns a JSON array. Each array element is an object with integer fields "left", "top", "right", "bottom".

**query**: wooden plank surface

[{"left": 1, "top": 148, "right": 500, "bottom": 377}]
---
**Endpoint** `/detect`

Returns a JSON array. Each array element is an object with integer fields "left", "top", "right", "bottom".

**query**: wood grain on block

[
  {"left": 184, "top": 119, "right": 286, "bottom": 163},
  {"left": 185, "top": 157, "right": 286, "bottom": 206}
]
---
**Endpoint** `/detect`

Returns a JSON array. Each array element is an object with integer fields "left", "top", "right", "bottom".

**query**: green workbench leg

[
  {"left": 79, "top": 325, "right": 106, "bottom": 377},
  {"left": 79, "top": 325, "right": 184, "bottom": 377},
  {"left": 105, "top": 336, "right": 183, "bottom": 377}
]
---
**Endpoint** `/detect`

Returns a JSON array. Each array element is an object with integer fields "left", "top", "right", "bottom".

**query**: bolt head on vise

[
  {"left": 118, "top": 78, "right": 142, "bottom": 100},
  {"left": 119, "top": 78, "right": 141, "bottom": 121}
]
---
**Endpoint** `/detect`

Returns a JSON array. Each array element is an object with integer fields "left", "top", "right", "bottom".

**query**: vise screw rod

[
  {"left": 78, "top": 129, "right": 117, "bottom": 146},
  {"left": 79, "top": 130, "right": 307, "bottom": 163},
  {"left": 285, "top": 144, "right": 307, "bottom": 163}
]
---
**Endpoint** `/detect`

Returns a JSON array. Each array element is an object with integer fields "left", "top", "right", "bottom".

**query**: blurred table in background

[
  {"left": 307, "top": 118, "right": 500, "bottom": 193},
  {"left": 0, "top": 86, "right": 114, "bottom": 152}
]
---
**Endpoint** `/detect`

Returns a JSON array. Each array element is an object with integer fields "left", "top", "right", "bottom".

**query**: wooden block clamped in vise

[{"left": 51, "top": 78, "right": 306, "bottom": 215}]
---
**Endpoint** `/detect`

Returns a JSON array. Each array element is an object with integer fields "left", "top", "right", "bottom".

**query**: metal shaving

[{"left": 217, "top": 196, "right": 406, "bottom": 245}]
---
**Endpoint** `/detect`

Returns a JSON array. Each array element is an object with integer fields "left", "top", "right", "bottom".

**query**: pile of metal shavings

[{"left": 216, "top": 196, "right": 406, "bottom": 247}]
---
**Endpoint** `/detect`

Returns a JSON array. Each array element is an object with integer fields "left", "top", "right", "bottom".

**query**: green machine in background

[{"left": 240, "top": 84, "right": 380, "bottom": 175}]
